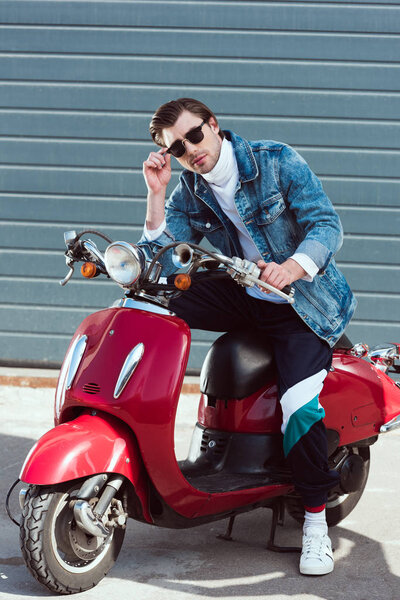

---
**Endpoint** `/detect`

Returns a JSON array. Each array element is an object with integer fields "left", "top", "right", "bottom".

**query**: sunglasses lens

[
  {"left": 186, "top": 128, "right": 204, "bottom": 145},
  {"left": 167, "top": 122, "right": 206, "bottom": 157},
  {"left": 168, "top": 142, "right": 185, "bottom": 158}
]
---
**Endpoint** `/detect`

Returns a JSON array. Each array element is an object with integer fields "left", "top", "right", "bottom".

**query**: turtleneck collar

[{"left": 202, "top": 137, "right": 237, "bottom": 187}]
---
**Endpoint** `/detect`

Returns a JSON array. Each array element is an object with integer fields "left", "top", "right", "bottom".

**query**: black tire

[
  {"left": 20, "top": 483, "right": 125, "bottom": 595},
  {"left": 285, "top": 446, "right": 370, "bottom": 528}
]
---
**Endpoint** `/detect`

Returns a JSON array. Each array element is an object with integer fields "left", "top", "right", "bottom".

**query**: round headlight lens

[{"left": 104, "top": 242, "right": 143, "bottom": 286}]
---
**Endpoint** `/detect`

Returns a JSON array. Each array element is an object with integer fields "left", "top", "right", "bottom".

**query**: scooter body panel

[
  {"left": 57, "top": 307, "right": 214, "bottom": 518},
  {"left": 197, "top": 383, "right": 282, "bottom": 433},
  {"left": 321, "top": 353, "right": 400, "bottom": 445}
]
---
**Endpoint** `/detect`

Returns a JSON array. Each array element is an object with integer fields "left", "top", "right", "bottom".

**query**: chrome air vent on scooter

[
  {"left": 83, "top": 383, "right": 101, "bottom": 395},
  {"left": 65, "top": 335, "right": 88, "bottom": 390},
  {"left": 114, "top": 343, "right": 145, "bottom": 399}
]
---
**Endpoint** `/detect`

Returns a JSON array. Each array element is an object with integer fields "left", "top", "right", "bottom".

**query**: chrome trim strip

[
  {"left": 380, "top": 414, "right": 400, "bottom": 433},
  {"left": 114, "top": 343, "right": 145, "bottom": 399},
  {"left": 66, "top": 335, "right": 88, "bottom": 390},
  {"left": 111, "top": 297, "right": 174, "bottom": 316}
]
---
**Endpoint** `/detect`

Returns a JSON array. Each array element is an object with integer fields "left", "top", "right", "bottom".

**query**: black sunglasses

[{"left": 166, "top": 119, "right": 207, "bottom": 158}]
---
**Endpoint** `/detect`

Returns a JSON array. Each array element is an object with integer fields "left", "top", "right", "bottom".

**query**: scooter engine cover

[{"left": 200, "top": 330, "right": 276, "bottom": 400}]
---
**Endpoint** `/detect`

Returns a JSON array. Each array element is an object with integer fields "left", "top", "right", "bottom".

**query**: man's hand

[
  {"left": 257, "top": 258, "right": 307, "bottom": 292},
  {"left": 143, "top": 148, "right": 171, "bottom": 195},
  {"left": 143, "top": 149, "right": 172, "bottom": 231}
]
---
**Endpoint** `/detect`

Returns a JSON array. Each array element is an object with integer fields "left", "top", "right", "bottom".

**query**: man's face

[{"left": 162, "top": 110, "right": 223, "bottom": 174}]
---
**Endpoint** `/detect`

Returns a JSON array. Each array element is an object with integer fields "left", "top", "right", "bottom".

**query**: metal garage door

[{"left": 0, "top": 0, "right": 399, "bottom": 370}]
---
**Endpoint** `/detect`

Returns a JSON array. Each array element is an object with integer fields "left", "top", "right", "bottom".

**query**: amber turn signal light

[
  {"left": 81, "top": 262, "right": 97, "bottom": 278},
  {"left": 174, "top": 273, "right": 191, "bottom": 290}
]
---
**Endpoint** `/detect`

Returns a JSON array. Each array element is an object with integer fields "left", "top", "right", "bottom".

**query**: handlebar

[
  {"left": 60, "top": 231, "right": 108, "bottom": 286},
  {"left": 169, "top": 243, "right": 295, "bottom": 304},
  {"left": 212, "top": 254, "right": 294, "bottom": 303},
  {"left": 59, "top": 231, "right": 295, "bottom": 304}
]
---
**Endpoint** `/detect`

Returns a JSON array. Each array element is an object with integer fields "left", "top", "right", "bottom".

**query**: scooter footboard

[{"left": 19, "top": 411, "right": 150, "bottom": 518}]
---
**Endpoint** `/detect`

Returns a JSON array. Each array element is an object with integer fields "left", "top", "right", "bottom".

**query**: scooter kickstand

[
  {"left": 217, "top": 516, "right": 235, "bottom": 541},
  {"left": 267, "top": 500, "right": 301, "bottom": 553}
]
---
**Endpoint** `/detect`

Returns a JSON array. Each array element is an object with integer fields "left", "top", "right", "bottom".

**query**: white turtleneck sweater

[{"left": 145, "top": 138, "right": 318, "bottom": 303}]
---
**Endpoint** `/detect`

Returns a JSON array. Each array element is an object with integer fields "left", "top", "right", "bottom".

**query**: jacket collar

[
  {"left": 193, "top": 129, "right": 258, "bottom": 193},
  {"left": 223, "top": 130, "right": 259, "bottom": 183}
]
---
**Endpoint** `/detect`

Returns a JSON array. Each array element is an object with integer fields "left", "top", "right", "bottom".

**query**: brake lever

[
  {"left": 60, "top": 259, "right": 75, "bottom": 286},
  {"left": 216, "top": 255, "right": 295, "bottom": 304},
  {"left": 244, "top": 273, "right": 295, "bottom": 303}
]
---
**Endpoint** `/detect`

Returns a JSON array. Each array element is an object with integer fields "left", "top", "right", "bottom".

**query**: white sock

[{"left": 304, "top": 508, "right": 328, "bottom": 534}]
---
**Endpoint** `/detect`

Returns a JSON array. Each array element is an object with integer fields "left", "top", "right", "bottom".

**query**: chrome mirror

[{"left": 368, "top": 344, "right": 400, "bottom": 373}]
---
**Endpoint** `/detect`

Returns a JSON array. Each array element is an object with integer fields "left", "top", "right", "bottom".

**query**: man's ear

[{"left": 208, "top": 116, "right": 220, "bottom": 135}]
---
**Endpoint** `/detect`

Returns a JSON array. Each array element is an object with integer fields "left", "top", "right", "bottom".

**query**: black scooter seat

[{"left": 200, "top": 330, "right": 352, "bottom": 401}]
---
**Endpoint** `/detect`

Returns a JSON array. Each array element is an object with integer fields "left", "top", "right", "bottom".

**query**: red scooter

[{"left": 8, "top": 230, "right": 400, "bottom": 594}]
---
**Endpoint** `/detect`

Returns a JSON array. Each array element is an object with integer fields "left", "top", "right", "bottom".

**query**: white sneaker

[{"left": 299, "top": 527, "right": 334, "bottom": 576}]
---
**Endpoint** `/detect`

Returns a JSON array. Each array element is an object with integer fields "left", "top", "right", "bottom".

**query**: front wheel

[{"left": 20, "top": 484, "right": 125, "bottom": 595}]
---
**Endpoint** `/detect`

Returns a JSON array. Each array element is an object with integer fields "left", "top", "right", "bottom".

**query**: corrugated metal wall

[{"left": 0, "top": 0, "right": 399, "bottom": 370}]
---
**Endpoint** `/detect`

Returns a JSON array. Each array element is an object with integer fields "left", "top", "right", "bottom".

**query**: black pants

[{"left": 170, "top": 273, "right": 340, "bottom": 507}]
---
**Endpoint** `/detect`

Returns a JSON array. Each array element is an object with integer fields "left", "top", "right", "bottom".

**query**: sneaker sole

[{"left": 300, "top": 563, "right": 334, "bottom": 576}]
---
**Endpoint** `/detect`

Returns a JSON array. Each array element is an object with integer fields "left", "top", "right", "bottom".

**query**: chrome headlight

[{"left": 104, "top": 242, "right": 144, "bottom": 287}]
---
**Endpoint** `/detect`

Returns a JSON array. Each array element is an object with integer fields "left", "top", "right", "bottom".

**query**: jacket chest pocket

[
  {"left": 254, "top": 192, "right": 298, "bottom": 253},
  {"left": 255, "top": 193, "right": 286, "bottom": 225}
]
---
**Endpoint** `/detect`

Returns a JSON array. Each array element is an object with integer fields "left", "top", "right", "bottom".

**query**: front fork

[{"left": 70, "top": 474, "right": 128, "bottom": 538}]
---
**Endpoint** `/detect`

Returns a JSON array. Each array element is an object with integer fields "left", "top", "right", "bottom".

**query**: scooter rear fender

[{"left": 19, "top": 411, "right": 152, "bottom": 522}]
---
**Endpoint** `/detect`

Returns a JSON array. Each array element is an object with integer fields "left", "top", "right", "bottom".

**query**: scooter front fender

[{"left": 19, "top": 412, "right": 151, "bottom": 519}]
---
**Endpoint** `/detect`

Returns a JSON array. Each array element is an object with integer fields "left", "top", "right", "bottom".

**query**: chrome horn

[{"left": 172, "top": 243, "right": 194, "bottom": 269}]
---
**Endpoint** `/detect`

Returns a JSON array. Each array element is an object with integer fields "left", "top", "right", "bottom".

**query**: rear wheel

[
  {"left": 20, "top": 483, "right": 125, "bottom": 595},
  {"left": 285, "top": 446, "right": 370, "bottom": 527}
]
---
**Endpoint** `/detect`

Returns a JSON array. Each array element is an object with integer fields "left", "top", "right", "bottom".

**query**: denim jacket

[{"left": 139, "top": 130, "right": 357, "bottom": 347}]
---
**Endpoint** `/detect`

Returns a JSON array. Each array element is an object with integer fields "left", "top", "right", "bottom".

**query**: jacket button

[{"left": 206, "top": 222, "right": 211, "bottom": 229}]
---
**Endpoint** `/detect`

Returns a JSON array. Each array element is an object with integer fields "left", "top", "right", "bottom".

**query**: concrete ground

[{"left": 1, "top": 374, "right": 399, "bottom": 600}]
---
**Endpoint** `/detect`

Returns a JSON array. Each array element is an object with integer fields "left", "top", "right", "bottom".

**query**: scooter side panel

[
  {"left": 19, "top": 412, "right": 152, "bottom": 522},
  {"left": 197, "top": 384, "right": 282, "bottom": 433},
  {"left": 321, "top": 353, "right": 396, "bottom": 445}
]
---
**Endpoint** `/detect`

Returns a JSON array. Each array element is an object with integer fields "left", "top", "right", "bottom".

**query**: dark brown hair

[{"left": 149, "top": 98, "right": 223, "bottom": 146}]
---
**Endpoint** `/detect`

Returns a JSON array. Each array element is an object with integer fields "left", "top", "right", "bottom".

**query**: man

[{"left": 140, "top": 98, "right": 356, "bottom": 575}]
